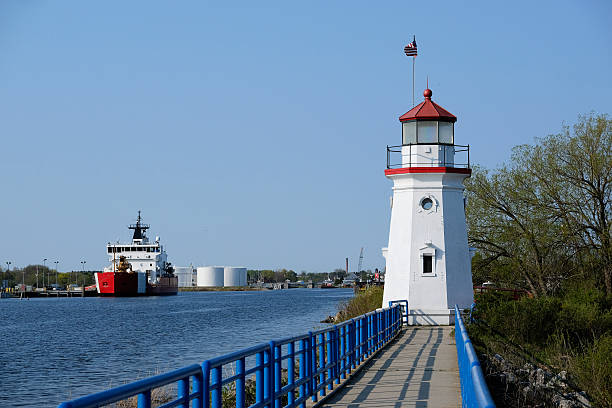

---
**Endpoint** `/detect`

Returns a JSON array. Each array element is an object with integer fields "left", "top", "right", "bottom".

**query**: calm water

[{"left": 0, "top": 289, "right": 353, "bottom": 407}]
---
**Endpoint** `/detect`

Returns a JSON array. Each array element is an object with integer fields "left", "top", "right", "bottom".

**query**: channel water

[{"left": 0, "top": 288, "right": 354, "bottom": 407}]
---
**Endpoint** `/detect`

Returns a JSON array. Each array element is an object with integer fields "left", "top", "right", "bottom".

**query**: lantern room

[
  {"left": 399, "top": 89, "right": 456, "bottom": 144},
  {"left": 386, "top": 89, "right": 469, "bottom": 170}
]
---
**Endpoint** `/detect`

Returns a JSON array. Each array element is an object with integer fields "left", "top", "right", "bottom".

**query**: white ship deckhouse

[{"left": 104, "top": 211, "right": 169, "bottom": 283}]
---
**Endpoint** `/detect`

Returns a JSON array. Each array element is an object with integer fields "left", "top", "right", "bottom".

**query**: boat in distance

[{"left": 95, "top": 211, "right": 178, "bottom": 296}]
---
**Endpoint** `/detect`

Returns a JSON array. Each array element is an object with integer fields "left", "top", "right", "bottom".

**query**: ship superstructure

[
  {"left": 96, "top": 211, "right": 177, "bottom": 296},
  {"left": 104, "top": 211, "right": 168, "bottom": 282}
]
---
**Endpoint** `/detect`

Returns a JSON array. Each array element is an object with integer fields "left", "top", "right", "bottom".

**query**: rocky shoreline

[{"left": 480, "top": 353, "right": 591, "bottom": 407}]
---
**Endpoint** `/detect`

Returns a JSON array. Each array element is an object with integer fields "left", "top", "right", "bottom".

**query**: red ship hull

[
  {"left": 95, "top": 272, "right": 178, "bottom": 296},
  {"left": 96, "top": 272, "right": 140, "bottom": 296}
]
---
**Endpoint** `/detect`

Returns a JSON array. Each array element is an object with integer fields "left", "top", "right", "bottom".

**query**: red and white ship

[{"left": 95, "top": 212, "right": 178, "bottom": 296}]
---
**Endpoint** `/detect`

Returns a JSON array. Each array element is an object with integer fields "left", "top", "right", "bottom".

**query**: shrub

[
  {"left": 336, "top": 286, "right": 383, "bottom": 322},
  {"left": 475, "top": 292, "right": 561, "bottom": 346},
  {"left": 556, "top": 286, "right": 612, "bottom": 346}
]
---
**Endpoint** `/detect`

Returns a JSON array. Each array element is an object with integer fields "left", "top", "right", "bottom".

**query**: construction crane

[{"left": 357, "top": 247, "right": 364, "bottom": 277}]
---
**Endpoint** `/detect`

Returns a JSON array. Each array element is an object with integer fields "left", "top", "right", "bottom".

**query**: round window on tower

[{"left": 421, "top": 198, "right": 433, "bottom": 210}]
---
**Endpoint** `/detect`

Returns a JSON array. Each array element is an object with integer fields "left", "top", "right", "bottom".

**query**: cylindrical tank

[
  {"left": 224, "top": 267, "right": 247, "bottom": 287},
  {"left": 197, "top": 266, "right": 224, "bottom": 287},
  {"left": 174, "top": 266, "right": 194, "bottom": 287}
]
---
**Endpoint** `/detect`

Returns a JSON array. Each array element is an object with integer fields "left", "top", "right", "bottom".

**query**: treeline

[
  {"left": 0, "top": 264, "right": 96, "bottom": 288},
  {"left": 465, "top": 113, "right": 612, "bottom": 406},
  {"left": 246, "top": 268, "right": 374, "bottom": 284},
  {"left": 247, "top": 269, "right": 298, "bottom": 283}
]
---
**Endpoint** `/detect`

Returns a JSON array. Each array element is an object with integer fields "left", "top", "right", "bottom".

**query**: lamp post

[
  {"left": 54, "top": 260, "right": 59, "bottom": 287},
  {"left": 43, "top": 258, "right": 48, "bottom": 289},
  {"left": 36, "top": 265, "right": 39, "bottom": 289},
  {"left": 80, "top": 261, "right": 86, "bottom": 297},
  {"left": 4, "top": 261, "right": 10, "bottom": 290}
]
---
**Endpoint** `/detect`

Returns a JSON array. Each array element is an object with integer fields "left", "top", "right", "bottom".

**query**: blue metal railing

[
  {"left": 58, "top": 305, "right": 402, "bottom": 408},
  {"left": 454, "top": 305, "right": 495, "bottom": 408}
]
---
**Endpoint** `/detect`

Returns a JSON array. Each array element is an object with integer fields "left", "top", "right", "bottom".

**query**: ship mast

[{"left": 129, "top": 210, "right": 150, "bottom": 243}]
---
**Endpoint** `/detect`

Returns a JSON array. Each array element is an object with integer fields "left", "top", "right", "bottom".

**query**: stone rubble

[{"left": 482, "top": 353, "right": 591, "bottom": 407}]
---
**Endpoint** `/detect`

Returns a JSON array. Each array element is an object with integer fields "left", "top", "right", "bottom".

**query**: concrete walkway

[{"left": 318, "top": 327, "right": 461, "bottom": 408}]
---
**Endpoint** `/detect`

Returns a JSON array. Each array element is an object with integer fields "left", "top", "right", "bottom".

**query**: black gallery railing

[{"left": 386, "top": 143, "right": 470, "bottom": 169}]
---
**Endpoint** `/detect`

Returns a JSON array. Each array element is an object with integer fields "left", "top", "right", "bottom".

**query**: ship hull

[
  {"left": 95, "top": 273, "right": 177, "bottom": 296},
  {"left": 95, "top": 272, "right": 141, "bottom": 296},
  {"left": 147, "top": 276, "right": 178, "bottom": 296}
]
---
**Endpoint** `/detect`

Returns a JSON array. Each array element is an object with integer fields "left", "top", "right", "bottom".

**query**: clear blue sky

[{"left": 0, "top": 1, "right": 610, "bottom": 273}]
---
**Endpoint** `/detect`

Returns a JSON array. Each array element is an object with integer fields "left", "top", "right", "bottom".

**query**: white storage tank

[
  {"left": 197, "top": 266, "right": 224, "bottom": 287},
  {"left": 224, "top": 266, "right": 247, "bottom": 287},
  {"left": 174, "top": 266, "right": 194, "bottom": 287}
]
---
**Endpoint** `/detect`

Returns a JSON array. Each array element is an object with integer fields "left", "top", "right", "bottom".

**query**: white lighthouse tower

[{"left": 381, "top": 88, "right": 474, "bottom": 325}]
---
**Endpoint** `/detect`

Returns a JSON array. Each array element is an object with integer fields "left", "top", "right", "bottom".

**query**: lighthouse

[{"left": 381, "top": 88, "right": 474, "bottom": 325}]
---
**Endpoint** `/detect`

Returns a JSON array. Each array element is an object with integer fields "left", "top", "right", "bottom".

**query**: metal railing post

[
  {"left": 178, "top": 377, "right": 189, "bottom": 408},
  {"left": 339, "top": 325, "right": 346, "bottom": 380},
  {"left": 374, "top": 311, "right": 378, "bottom": 349},
  {"left": 256, "top": 352, "right": 264, "bottom": 406},
  {"left": 350, "top": 319, "right": 356, "bottom": 370},
  {"left": 273, "top": 342, "right": 281, "bottom": 408},
  {"left": 363, "top": 315, "right": 369, "bottom": 357},
  {"left": 366, "top": 315, "right": 371, "bottom": 356},
  {"left": 386, "top": 309, "right": 390, "bottom": 340},
  {"left": 346, "top": 321, "right": 351, "bottom": 373},
  {"left": 326, "top": 331, "right": 333, "bottom": 391},
  {"left": 333, "top": 325, "right": 340, "bottom": 385},
  {"left": 357, "top": 317, "right": 363, "bottom": 364},
  {"left": 345, "top": 322, "right": 351, "bottom": 374},
  {"left": 264, "top": 346, "right": 271, "bottom": 408},
  {"left": 137, "top": 390, "right": 151, "bottom": 408},
  {"left": 211, "top": 366, "right": 222, "bottom": 408},
  {"left": 383, "top": 310, "right": 387, "bottom": 342},
  {"left": 318, "top": 333, "right": 325, "bottom": 396},
  {"left": 308, "top": 331, "right": 316, "bottom": 402},
  {"left": 288, "top": 342, "right": 295, "bottom": 406},
  {"left": 236, "top": 358, "right": 246, "bottom": 408},
  {"left": 378, "top": 310, "right": 382, "bottom": 348},
  {"left": 387, "top": 145, "right": 390, "bottom": 169},
  {"left": 193, "top": 369, "right": 204, "bottom": 408},
  {"left": 299, "top": 338, "right": 307, "bottom": 408},
  {"left": 202, "top": 361, "right": 211, "bottom": 408}
]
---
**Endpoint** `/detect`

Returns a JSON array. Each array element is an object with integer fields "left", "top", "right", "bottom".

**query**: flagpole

[
  {"left": 404, "top": 36, "right": 417, "bottom": 107},
  {"left": 412, "top": 56, "right": 415, "bottom": 107}
]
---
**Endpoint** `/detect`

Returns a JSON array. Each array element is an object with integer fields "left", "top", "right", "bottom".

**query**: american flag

[{"left": 404, "top": 37, "right": 417, "bottom": 57}]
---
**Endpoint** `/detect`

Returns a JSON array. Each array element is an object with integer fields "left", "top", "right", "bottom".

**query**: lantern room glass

[
  {"left": 439, "top": 122, "right": 454, "bottom": 144},
  {"left": 402, "top": 122, "right": 416, "bottom": 144},
  {"left": 402, "top": 120, "right": 455, "bottom": 145},
  {"left": 417, "top": 121, "right": 437, "bottom": 143}
]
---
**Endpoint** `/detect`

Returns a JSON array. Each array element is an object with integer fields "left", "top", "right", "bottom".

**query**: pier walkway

[{"left": 319, "top": 327, "right": 461, "bottom": 408}]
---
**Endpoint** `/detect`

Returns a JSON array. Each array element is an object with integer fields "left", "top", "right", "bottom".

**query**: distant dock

[{"left": 1, "top": 289, "right": 97, "bottom": 298}]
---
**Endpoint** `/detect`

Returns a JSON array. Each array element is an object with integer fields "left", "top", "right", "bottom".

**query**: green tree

[
  {"left": 514, "top": 113, "right": 612, "bottom": 295},
  {"left": 466, "top": 165, "right": 574, "bottom": 296},
  {"left": 466, "top": 113, "right": 611, "bottom": 296}
]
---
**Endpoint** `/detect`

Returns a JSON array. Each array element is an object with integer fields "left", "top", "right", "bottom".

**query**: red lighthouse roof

[{"left": 399, "top": 89, "right": 456, "bottom": 123}]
